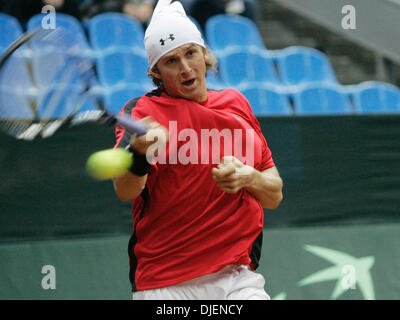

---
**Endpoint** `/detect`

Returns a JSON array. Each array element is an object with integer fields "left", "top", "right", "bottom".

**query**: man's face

[{"left": 152, "top": 44, "right": 208, "bottom": 103}]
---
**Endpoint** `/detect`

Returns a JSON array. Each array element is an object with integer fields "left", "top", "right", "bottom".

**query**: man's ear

[
  {"left": 203, "top": 47, "right": 209, "bottom": 62},
  {"left": 151, "top": 65, "right": 161, "bottom": 80}
]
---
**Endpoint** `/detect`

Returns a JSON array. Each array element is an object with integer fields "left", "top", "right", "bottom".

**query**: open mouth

[{"left": 182, "top": 79, "right": 196, "bottom": 87}]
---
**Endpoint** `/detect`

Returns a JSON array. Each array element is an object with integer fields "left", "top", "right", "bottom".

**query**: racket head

[{"left": 0, "top": 27, "right": 102, "bottom": 140}]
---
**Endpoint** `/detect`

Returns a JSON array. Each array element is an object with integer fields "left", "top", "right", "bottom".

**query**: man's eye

[{"left": 167, "top": 58, "right": 176, "bottom": 64}]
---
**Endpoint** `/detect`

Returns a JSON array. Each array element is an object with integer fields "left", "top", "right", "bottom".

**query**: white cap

[{"left": 144, "top": 0, "right": 205, "bottom": 69}]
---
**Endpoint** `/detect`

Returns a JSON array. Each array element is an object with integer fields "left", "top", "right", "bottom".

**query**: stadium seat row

[
  {"left": 2, "top": 79, "right": 398, "bottom": 118},
  {"left": 240, "top": 81, "right": 400, "bottom": 115},
  {"left": 215, "top": 45, "right": 337, "bottom": 88},
  {"left": 1, "top": 12, "right": 399, "bottom": 116},
  {"left": 2, "top": 12, "right": 334, "bottom": 87}
]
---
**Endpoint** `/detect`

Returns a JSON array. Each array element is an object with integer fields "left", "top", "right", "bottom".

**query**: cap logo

[{"left": 160, "top": 34, "right": 175, "bottom": 46}]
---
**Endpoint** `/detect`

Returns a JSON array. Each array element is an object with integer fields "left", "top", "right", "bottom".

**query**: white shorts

[{"left": 132, "top": 265, "right": 270, "bottom": 300}]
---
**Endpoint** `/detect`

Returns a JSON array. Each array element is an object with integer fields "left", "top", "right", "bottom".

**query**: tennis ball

[{"left": 86, "top": 148, "right": 133, "bottom": 180}]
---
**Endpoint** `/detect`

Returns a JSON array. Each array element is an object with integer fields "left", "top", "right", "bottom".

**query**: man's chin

[
  {"left": 180, "top": 86, "right": 207, "bottom": 102},
  {"left": 183, "top": 91, "right": 207, "bottom": 102}
]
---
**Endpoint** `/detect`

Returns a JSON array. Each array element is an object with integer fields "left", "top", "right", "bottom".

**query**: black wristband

[{"left": 128, "top": 147, "right": 150, "bottom": 176}]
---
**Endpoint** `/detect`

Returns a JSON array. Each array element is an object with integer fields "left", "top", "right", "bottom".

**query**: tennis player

[{"left": 113, "top": 0, "right": 283, "bottom": 300}]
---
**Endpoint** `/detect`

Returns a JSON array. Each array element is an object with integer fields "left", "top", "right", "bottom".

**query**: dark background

[{"left": 1, "top": 115, "right": 399, "bottom": 242}]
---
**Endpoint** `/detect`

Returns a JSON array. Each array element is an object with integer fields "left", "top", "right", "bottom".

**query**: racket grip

[{"left": 114, "top": 114, "right": 148, "bottom": 136}]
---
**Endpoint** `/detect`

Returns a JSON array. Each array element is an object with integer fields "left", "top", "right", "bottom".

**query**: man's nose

[{"left": 180, "top": 59, "right": 192, "bottom": 74}]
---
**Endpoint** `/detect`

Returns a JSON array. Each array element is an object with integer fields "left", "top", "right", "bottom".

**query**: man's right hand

[{"left": 130, "top": 116, "right": 169, "bottom": 157}]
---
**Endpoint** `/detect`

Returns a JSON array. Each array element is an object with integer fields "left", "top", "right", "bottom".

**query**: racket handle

[{"left": 114, "top": 114, "right": 148, "bottom": 136}]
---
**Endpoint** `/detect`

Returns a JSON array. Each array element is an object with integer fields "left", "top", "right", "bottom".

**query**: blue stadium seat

[
  {"left": 96, "top": 47, "right": 154, "bottom": 89},
  {"left": 350, "top": 81, "right": 400, "bottom": 114},
  {"left": 31, "top": 48, "right": 101, "bottom": 117},
  {"left": 206, "top": 71, "right": 226, "bottom": 90},
  {"left": 0, "top": 53, "right": 35, "bottom": 91},
  {"left": 75, "top": 93, "right": 102, "bottom": 114},
  {"left": 218, "top": 47, "right": 280, "bottom": 87},
  {"left": 37, "top": 84, "right": 79, "bottom": 118},
  {"left": 292, "top": 84, "right": 352, "bottom": 115},
  {"left": 36, "top": 84, "right": 99, "bottom": 118},
  {"left": 104, "top": 83, "right": 150, "bottom": 114},
  {"left": 0, "top": 87, "right": 34, "bottom": 119},
  {"left": 0, "top": 45, "right": 36, "bottom": 119},
  {"left": 27, "top": 13, "right": 91, "bottom": 51},
  {"left": 88, "top": 13, "right": 145, "bottom": 52},
  {"left": 240, "top": 84, "right": 292, "bottom": 116},
  {"left": 205, "top": 14, "right": 265, "bottom": 52},
  {"left": 0, "top": 13, "right": 23, "bottom": 53},
  {"left": 31, "top": 49, "right": 89, "bottom": 88},
  {"left": 275, "top": 46, "right": 337, "bottom": 87}
]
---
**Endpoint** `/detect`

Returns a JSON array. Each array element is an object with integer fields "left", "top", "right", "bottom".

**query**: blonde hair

[{"left": 148, "top": 46, "right": 218, "bottom": 88}]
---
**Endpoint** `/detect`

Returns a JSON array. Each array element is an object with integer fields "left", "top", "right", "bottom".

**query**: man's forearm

[
  {"left": 245, "top": 167, "right": 283, "bottom": 209},
  {"left": 113, "top": 173, "right": 147, "bottom": 202}
]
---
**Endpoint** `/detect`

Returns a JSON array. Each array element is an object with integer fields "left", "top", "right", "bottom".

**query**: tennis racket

[{"left": 0, "top": 27, "right": 147, "bottom": 140}]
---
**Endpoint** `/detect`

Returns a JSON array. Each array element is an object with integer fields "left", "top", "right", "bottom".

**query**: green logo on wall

[{"left": 273, "top": 245, "right": 376, "bottom": 300}]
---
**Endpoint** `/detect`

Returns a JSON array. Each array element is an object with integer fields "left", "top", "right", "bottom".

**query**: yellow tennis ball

[{"left": 86, "top": 148, "right": 133, "bottom": 180}]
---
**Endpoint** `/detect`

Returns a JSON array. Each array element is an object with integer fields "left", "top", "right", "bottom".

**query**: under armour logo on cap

[
  {"left": 160, "top": 34, "right": 175, "bottom": 46},
  {"left": 144, "top": 0, "right": 205, "bottom": 69}
]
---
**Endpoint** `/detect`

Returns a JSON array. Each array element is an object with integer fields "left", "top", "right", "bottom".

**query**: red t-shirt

[{"left": 115, "top": 88, "right": 275, "bottom": 291}]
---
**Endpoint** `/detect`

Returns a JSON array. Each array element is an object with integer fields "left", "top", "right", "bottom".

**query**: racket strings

[
  {"left": 0, "top": 28, "right": 102, "bottom": 139},
  {"left": 0, "top": 119, "right": 31, "bottom": 139}
]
